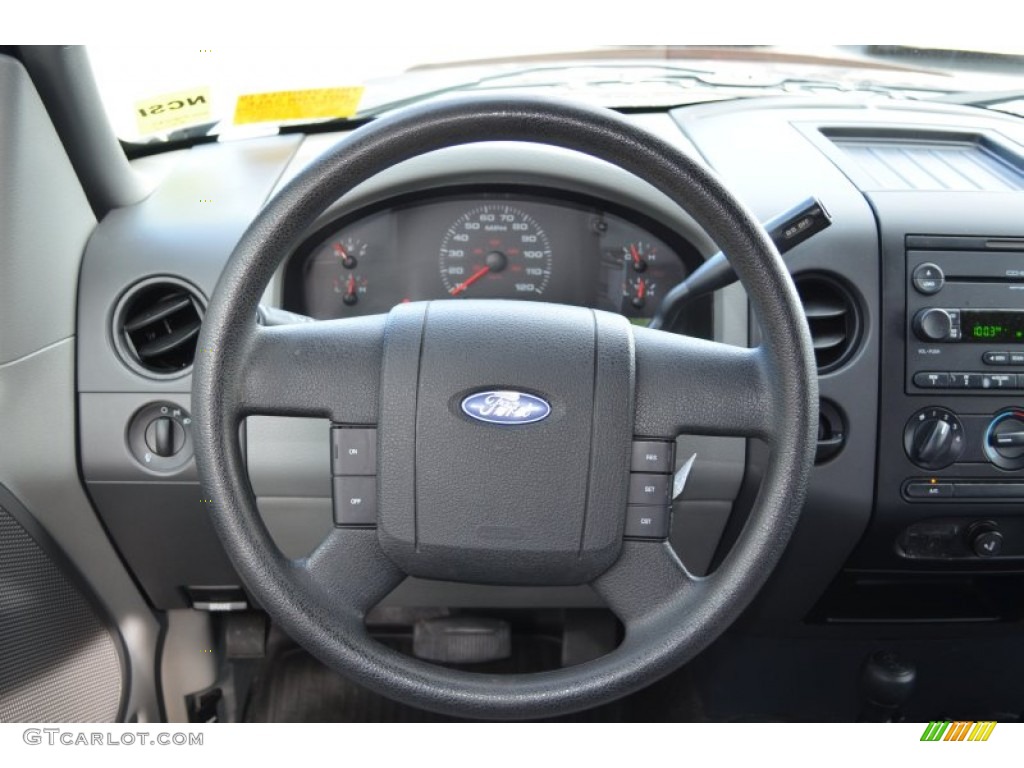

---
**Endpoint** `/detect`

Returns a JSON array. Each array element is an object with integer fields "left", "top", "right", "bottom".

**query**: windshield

[{"left": 87, "top": 45, "right": 1024, "bottom": 147}]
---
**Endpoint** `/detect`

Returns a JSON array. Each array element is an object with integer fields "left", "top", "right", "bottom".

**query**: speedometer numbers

[{"left": 440, "top": 205, "right": 552, "bottom": 298}]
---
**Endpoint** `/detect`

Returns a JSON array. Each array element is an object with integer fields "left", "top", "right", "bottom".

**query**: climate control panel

[{"left": 903, "top": 406, "right": 1024, "bottom": 501}]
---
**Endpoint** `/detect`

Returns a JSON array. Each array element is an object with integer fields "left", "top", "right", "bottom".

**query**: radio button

[
  {"left": 983, "top": 351, "right": 1010, "bottom": 366},
  {"left": 911, "top": 263, "right": 945, "bottom": 295},
  {"left": 949, "top": 372, "right": 982, "bottom": 389},
  {"left": 1010, "top": 353, "right": 1024, "bottom": 366},
  {"left": 913, "top": 372, "right": 949, "bottom": 389},
  {"left": 981, "top": 373, "right": 1016, "bottom": 389}
]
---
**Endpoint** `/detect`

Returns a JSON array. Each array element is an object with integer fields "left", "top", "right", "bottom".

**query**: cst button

[
  {"left": 332, "top": 476, "right": 377, "bottom": 526},
  {"left": 624, "top": 505, "right": 670, "bottom": 540},
  {"left": 630, "top": 440, "right": 675, "bottom": 474},
  {"left": 332, "top": 428, "right": 377, "bottom": 475}
]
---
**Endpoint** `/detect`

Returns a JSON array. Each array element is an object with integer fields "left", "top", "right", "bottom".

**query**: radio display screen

[{"left": 963, "top": 310, "right": 1024, "bottom": 343}]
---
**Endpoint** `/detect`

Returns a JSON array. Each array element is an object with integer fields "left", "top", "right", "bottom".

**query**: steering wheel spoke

[
  {"left": 237, "top": 317, "right": 386, "bottom": 421},
  {"left": 299, "top": 527, "right": 405, "bottom": 616},
  {"left": 633, "top": 326, "right": 775, "bottom": 441},
  {"left": 592, "top": 541, "right": 699, "bottom": 628}
]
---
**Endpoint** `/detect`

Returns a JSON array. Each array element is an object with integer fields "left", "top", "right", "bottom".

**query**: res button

[{"left": 630, "top": 440, "right": 675, "bottom": 474}]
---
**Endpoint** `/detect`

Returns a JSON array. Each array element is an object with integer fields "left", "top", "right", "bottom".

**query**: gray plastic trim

[{"left": 0, "top": 55, "right": 95, "bottom": 365}]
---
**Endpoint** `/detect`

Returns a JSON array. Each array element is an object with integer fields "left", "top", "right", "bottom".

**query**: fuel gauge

[
  {"left": 334, "top": 272, "right": 368, "bottom": 307},
  {"left": 624, "top": 276, "right": 657, "bottom": 311}
]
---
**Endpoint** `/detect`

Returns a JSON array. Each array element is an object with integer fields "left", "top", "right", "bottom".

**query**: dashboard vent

[
  {"left": 794, "top": 274, "right": 859, "bottom": 374},
  {"left": 114, "top": 279, "right": 204, "bottom": 377}
]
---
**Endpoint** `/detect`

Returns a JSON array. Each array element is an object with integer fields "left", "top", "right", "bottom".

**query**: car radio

[{"left": 906, "top": 236, "right": 1024, "bottom": 393}]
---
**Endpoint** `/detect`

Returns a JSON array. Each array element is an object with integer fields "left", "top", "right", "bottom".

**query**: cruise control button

[
  {"left": 983, "top": 351, "right": 1010, "bottom": 366},
  {"left": 913, "top": 372, "right": 949, "bottom": 388},
  {"left": 331, "top": 428, "right": 377, "bottom": 475},
  {"left": 905, "top": 482, "right": 953, "bottom": 498},
  {"left": 627, "top": 473, "right": 671, "bottom": 505},
  {"left": 630, "top": 440, "right": 675, "bottom": 474},
  {"left": 332, "top": 476, "right": 377, "bottom": 526},
  {"left": 624, "top": 505, "right": 670, "bottom": 539}
]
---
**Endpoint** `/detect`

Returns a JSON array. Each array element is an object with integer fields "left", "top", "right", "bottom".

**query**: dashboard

[
  {"left": 74, "top": 97, "right": 1024, "bottom": 643},
  {"left": 283, "top": 189, "right": 696, "bottom": 323}
]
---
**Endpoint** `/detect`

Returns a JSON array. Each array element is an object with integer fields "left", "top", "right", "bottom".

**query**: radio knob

[
  {"left": 913, "top": 308, "right": 953, "bottom": 342},
  {"left": 904, "top": 407, "right": 964, "bottom": 470}
]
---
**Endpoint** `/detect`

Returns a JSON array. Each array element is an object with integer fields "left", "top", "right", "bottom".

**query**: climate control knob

[
  {"left": 984, "top": 410, "right": 1024, "bottom": 471},
  {"left": 912, "top": 308, "right": 953, "bottom": 342},
  {"left": 904, "top": 407, "right": 965, "bottom": 470}
]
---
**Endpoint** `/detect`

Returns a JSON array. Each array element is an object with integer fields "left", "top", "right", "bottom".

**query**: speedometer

[{"left": 439, "top": 205, "right": 552, "bottom": 298}]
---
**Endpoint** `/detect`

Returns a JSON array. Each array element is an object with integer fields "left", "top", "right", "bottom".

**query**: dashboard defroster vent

[
  {"left": 794, "top": 274, "right": 860, "bottom": 374},
  {"left": 114, "top": 278, "right": 204, "bottom": 377}
]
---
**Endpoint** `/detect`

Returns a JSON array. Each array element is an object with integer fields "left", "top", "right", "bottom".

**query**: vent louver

[
  {"left": 115, "top": 279, "right": 203, "bottom": 377},
  {"left": 794, "top": 275, "right": 859, "bottom": 374}
]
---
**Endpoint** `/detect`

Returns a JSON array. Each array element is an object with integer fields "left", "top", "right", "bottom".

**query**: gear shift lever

[{"left": 859, "top": 650, "right": 916, "bottom": 722}]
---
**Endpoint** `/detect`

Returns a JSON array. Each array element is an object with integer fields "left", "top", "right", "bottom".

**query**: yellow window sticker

[
  {"left": 135, "top": 87, "right": 212, "bottom": 136},
  {"left": 233, "top": 87, "right": 365, "bottom": 125}
]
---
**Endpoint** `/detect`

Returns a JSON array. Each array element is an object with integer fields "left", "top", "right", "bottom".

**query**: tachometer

[{"left": 439, "top": 205, "right": 552, "bottom": 298}]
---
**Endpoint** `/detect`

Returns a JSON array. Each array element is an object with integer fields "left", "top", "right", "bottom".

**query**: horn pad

[{"left": 376, "top": 300, "right": 634, "bottom": 585}]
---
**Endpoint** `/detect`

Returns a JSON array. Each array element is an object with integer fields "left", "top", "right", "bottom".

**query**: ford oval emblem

[{"left": 461, "top": 390, "right": 551, "bottom": 425}]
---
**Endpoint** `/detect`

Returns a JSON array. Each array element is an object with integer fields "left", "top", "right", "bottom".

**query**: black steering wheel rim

[{"left": 192, "top": 95, "right": 818, "bottom": 720}]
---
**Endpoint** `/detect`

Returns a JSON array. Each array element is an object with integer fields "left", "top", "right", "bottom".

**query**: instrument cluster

[{"left": 283, "top": 188, "right": 701, "bottom": 325}]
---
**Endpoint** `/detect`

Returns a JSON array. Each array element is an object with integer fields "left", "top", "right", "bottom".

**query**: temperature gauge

[
  {"left": 623, "top": 241, "right": 663, "bottom": 273},
  {"left": 332, "top": 237, "right": 366, "bottom": 270}
]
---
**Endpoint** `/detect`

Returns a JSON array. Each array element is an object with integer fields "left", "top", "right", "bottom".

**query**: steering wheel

[{"left": 192, "top": 96, "right": 817, "bottom": 720}]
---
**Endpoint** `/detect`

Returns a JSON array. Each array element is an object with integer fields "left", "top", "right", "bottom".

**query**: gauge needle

[
  {"left": 346, "top": 274, "right": 356, "bottom": 297},
  {"left": 630, "top": 244, "right": 641, "bottom": 268},
  {"left": 637, "top": 279, "right": 646, "bottom": 300},
  {"left": 450, "top": 265, "right": 490, "bottom": 296}
]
